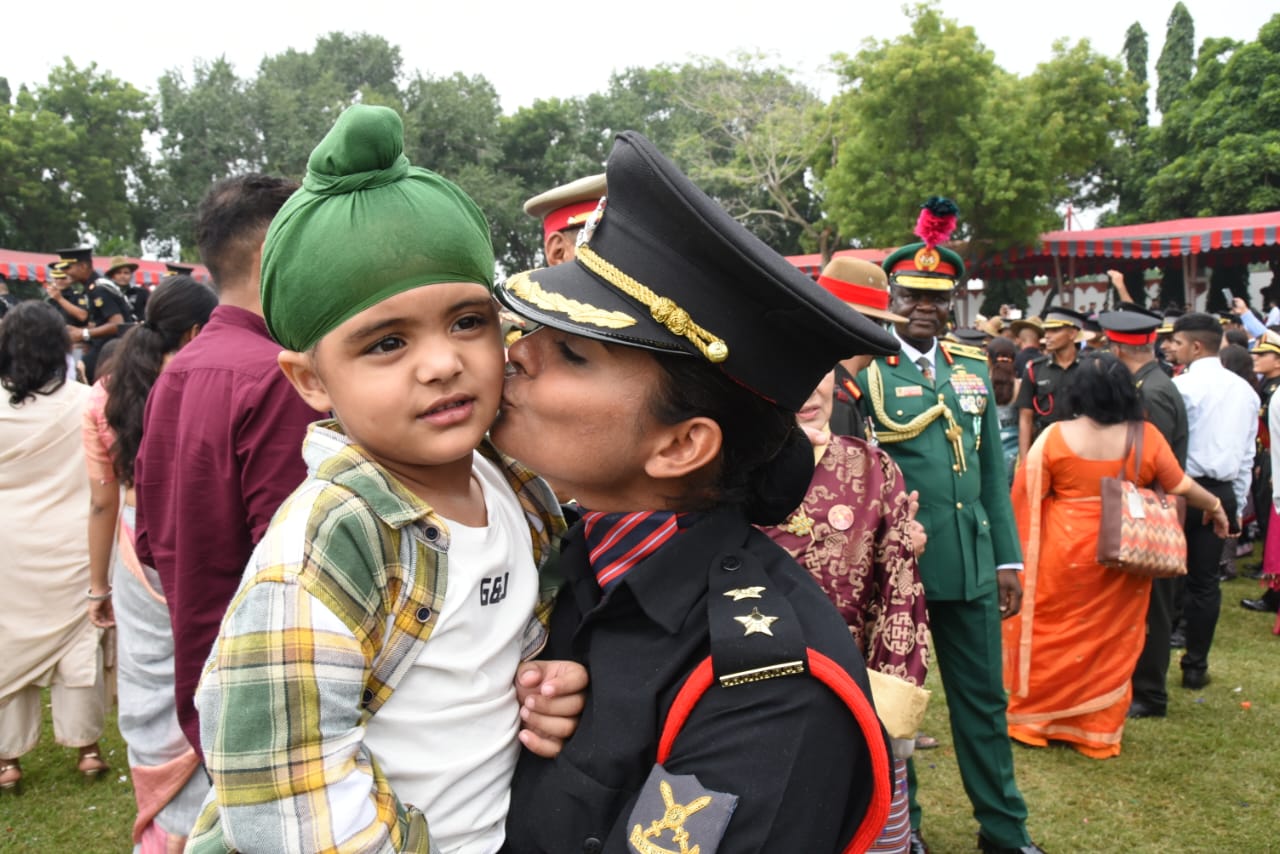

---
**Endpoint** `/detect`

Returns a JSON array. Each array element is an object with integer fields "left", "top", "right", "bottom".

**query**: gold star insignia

[
  {"left": 723, "top": 586, "right": 766, "bottom": 601},
  {"left": 734, "top": 607, "right": 779, "bottom": 637}
]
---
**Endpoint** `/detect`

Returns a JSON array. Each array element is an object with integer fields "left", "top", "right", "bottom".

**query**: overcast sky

[{"left": 5, "top": 0, "right": 1275, "bottom": 111}]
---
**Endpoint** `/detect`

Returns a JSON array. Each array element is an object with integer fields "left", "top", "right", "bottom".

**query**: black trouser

[
  {"left": 1181, "top": 477, "right": 1237, "bottom": 675},
  {"left": 1131, "top": 575, "right": 1178, "bottom": 711},
  {"left": 1252, "top": 453, "right": 1271, "bottom": 543}
]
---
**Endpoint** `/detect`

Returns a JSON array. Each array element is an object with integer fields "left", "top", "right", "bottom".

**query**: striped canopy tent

[
  {"left": 786, "top": 247, "right": 892, "bottom": 279},
  {"left": 972, "top": 211, "right": 1280, "bottom": 286},
  {"left": 0, "top": 248, "right": 211, "bottom": 286}
]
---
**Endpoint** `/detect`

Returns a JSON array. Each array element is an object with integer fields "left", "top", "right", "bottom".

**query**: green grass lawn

[{"left": 1, "top": 574, "right": 1276, "bottom": 852}]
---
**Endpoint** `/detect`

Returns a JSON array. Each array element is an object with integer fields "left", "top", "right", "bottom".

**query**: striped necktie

[{"left": 579, "top": 511, "right": 698, "bottom": 591}]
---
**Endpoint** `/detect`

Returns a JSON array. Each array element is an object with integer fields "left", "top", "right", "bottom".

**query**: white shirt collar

[{"left": 894, "top": 329, "right": 937, "bottom": 374}]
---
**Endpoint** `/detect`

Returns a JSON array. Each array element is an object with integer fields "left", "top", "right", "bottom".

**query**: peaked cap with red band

[
  {"left": 882, "top": 196, "right": 965, "bottom": 291},
  {"left": 1097, "top": 308, "right": 1161, "bottom": 346},
  {"left": 523, "top": 174, "right": 607, "bottom": 242}
]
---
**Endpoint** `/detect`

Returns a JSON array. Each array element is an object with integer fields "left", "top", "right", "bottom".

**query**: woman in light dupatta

[
  {"left": 83, "top": 276, "right": 216, "bottom": 851},
  {"left": 0, "top": 302, "right": 106, "bottom": 791}
]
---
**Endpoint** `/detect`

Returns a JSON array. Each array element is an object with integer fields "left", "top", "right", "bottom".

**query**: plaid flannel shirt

[{"left": 186, "top": 421, "right": 565, "bottom": 854}]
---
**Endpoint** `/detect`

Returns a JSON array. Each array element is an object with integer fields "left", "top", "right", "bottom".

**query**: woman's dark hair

[
  {"left": 104, "top": 276, "right": 217, "bottom": 486},
  {"left": 1063, "top": 350, "right": 1145, "bottom": 424},
  {"left": 1224, "top": 328, "right": 1249, "bottom": 349},
  {"left": 648, "top": 351, "right": 809, "bottom": 525},
  {"left": 1219, "top": 343, "right": 1260, "bottom": 398},
  {"left": 985, "top": 336, "right": 1017, "bottom": 406},
  {"left": 0, "top": 301, "right": 69, "bottom": 406}
]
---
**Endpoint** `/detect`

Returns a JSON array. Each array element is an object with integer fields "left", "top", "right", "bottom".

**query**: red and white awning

[{"left": 0, "top": 248, "right": 211, "bottom": 286}]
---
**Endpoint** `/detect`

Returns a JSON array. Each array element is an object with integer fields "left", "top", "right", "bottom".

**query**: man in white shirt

[{"left": 1169, "top": 312, "right": 1260, "bottom": 690}]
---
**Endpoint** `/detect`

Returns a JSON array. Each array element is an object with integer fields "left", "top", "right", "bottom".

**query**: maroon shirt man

[{"left": 133, "top": 175, "right": 314, "bottom": 755}]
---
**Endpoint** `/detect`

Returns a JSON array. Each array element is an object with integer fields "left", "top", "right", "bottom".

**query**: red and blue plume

[{"left": 915, "top": 196, "right": 959, "bottom": 248}]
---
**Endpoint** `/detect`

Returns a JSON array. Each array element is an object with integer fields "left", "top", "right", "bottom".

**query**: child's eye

[
  {"left": 454, "top": 313, "right": 489, "bottom": 332},
  {"left": 368, "top": 336, "right": 405, "bottom": 354}
]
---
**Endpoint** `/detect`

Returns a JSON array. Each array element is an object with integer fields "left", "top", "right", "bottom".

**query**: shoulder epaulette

[{"left": 940, "top": 341, "right": 986, "bottom": 362}]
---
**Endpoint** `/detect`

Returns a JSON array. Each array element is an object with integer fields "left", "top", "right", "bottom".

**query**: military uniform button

[
  {"left": 956, "top": 502, "right": 963, "bottom": 509},
  {"left": 583, "top": 837, "right": 603, "bottom": 854},
  {"left": 721, "top": 555, "right": 742, "bottom": 571},
  {"left": 952, "top": 464, "right": 960, "bottom": 472},
  {"left": 896, "top": 409, "right": 904, "bottom": 416}
]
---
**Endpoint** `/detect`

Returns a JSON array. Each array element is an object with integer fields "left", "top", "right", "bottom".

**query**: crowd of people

[{"left": 0, "top": 103, "right": 1276, "bottom": 854}]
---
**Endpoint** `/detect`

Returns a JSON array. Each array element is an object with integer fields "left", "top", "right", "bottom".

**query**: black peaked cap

[{"left": 495, "top": 131, "right": 898, "bottom": 411}]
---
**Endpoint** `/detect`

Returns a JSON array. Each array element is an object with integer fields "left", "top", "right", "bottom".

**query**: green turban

[{"left": 261, "top": 104, "right": 495, "bottom": 351}]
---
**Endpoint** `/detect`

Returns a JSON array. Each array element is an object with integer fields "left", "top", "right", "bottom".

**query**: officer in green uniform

[
  {"left": 1015, "top": 307, "right": 1085, "bottom": 460},
  {"left": 853, "top": 198, "right": 1043, "bottom": 854}
]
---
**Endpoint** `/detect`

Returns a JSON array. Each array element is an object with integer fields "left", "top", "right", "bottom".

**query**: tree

[
  {"left": 1155, "top": 2, "right": 1195, "bottom": 115},
  {"left": 252, "top": 33, "right": 405, "bottom": 178},
  {"left": 819, "top": 5, "right": 1135, "bottom": 269},
  {"left": 664, "top": 54, "right": 827, "bottom": 256},
  {"left": 0, "top": 61, "right": 154, "bottom": 250},
  {"left": 150, "top": 57, "right": 262, "bottom": 257},
  {"left": 1123, "top": 23, "right": 1150, "bottom": 127},
  {"left": 1141, "top": 16, "right": 1280, "bottom": 219}
]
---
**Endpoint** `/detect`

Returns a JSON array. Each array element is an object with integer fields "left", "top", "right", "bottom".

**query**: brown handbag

[{"left": 1095, "top": 422, "right": 1188, "bottom": 578}]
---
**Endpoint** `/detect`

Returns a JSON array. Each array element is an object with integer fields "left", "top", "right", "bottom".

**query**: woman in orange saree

[{"left": 1004, "top": 352, "right": 1228, "bottom": 758}]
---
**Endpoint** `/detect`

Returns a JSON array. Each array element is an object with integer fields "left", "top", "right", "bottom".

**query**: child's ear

[
  {"left": 644, "top": 416, "right": 722, "bottom": 481},
  {"left": 278, "top": 350, "right": 334, "bottom": 414}
]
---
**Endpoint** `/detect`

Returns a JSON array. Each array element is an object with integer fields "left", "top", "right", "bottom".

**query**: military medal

[
  {"left": 828, "top": 504, "right": 854, "bottom": 531},
  {"left": 948, "top": 369, "right": 988, "bottom": 415}
]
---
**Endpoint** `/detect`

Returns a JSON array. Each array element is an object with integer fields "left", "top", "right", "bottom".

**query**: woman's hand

[
  {"left": 514, "top": 660, "right": 589, "bottom": 758},
  {"left": 904, "top": 490, "right": 927, "bottom": 555},
  {"left": 1205, "top": 504, "right": 1232, "bottom": 539},
  {"left": 88, "top": 596, "right": 115, "bottom": 628}
]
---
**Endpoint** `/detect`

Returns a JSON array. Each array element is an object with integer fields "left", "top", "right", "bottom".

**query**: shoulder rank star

[
  {"left": 723, "top": 586, "right": 765, "bottom": 601},
  {"left": 734, "top": 607, "right": 779, "bottom": 637}
]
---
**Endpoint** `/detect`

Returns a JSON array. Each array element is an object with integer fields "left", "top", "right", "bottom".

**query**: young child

[{"left": 186, "top": 105, "right": 579, "bottom": 854}]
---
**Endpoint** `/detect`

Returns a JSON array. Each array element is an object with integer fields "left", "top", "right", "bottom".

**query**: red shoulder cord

[{"left": 657, "top": 652, "right": 893, "bottom": 854}]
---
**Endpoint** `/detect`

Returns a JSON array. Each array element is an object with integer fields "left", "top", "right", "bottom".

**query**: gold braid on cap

[
  {"left": 867, "top": 361, "right": 967, "bottom": 472},
  {"left": 576, "top": 243, "right": 729, "bottom": 363}
]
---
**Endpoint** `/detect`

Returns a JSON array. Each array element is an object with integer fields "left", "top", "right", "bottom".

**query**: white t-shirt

[{"left": 364, "top": 452, "right": 536, "bottom": 854}]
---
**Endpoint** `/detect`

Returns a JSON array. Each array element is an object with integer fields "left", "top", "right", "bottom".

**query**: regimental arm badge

[{"left": 628, "top": 765, "right": 738, "bottom": 854}]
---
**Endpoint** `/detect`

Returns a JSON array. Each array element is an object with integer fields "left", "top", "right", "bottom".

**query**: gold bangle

[{"left": 1209, "top": 499, "right": 1223, "bottom": 514}]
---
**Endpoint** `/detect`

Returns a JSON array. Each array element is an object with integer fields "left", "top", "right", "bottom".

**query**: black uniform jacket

[{"left": 503, "top": 507, "right": 890, "bottom": 854}]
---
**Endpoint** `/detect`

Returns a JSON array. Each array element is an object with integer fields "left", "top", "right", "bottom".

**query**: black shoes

[
  {"left": 1126, "top": 700, "right": 1166, "bottom": 719},
  {"left": 908, "top": 829, "right": 930, "bottom": 854},
  {"left": 1181, "top": 668, "right": 1211, "bottom": 690},
  {"left": 977, "top": 833, "right": 1048, "bottom": 854},
  {"left": 1241, "top": 590, "right": 1280, "bottom": 612}
]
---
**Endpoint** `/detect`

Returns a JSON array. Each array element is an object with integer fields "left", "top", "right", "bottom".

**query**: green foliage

[
  {"left": 0, "top": 62, "right": 153, "bottom": 251},
  {"left": 819, "top": 5, "right": 1134, "bottom": 270},
  {"left": 979, "top": 279, "right": 1028, "bottom": 317},
  {"left": 1123, "top": 23, "right": 1150, "bottom": 127},
  {"left": 1138, "top": 16, "right": 1280, "bottom": 220},
  {"left": 1156, "top": 2, "right": 1196, "bottom": 115},
  {"left": 151, "top": 57, "right": 262, "bottom": 256}
]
